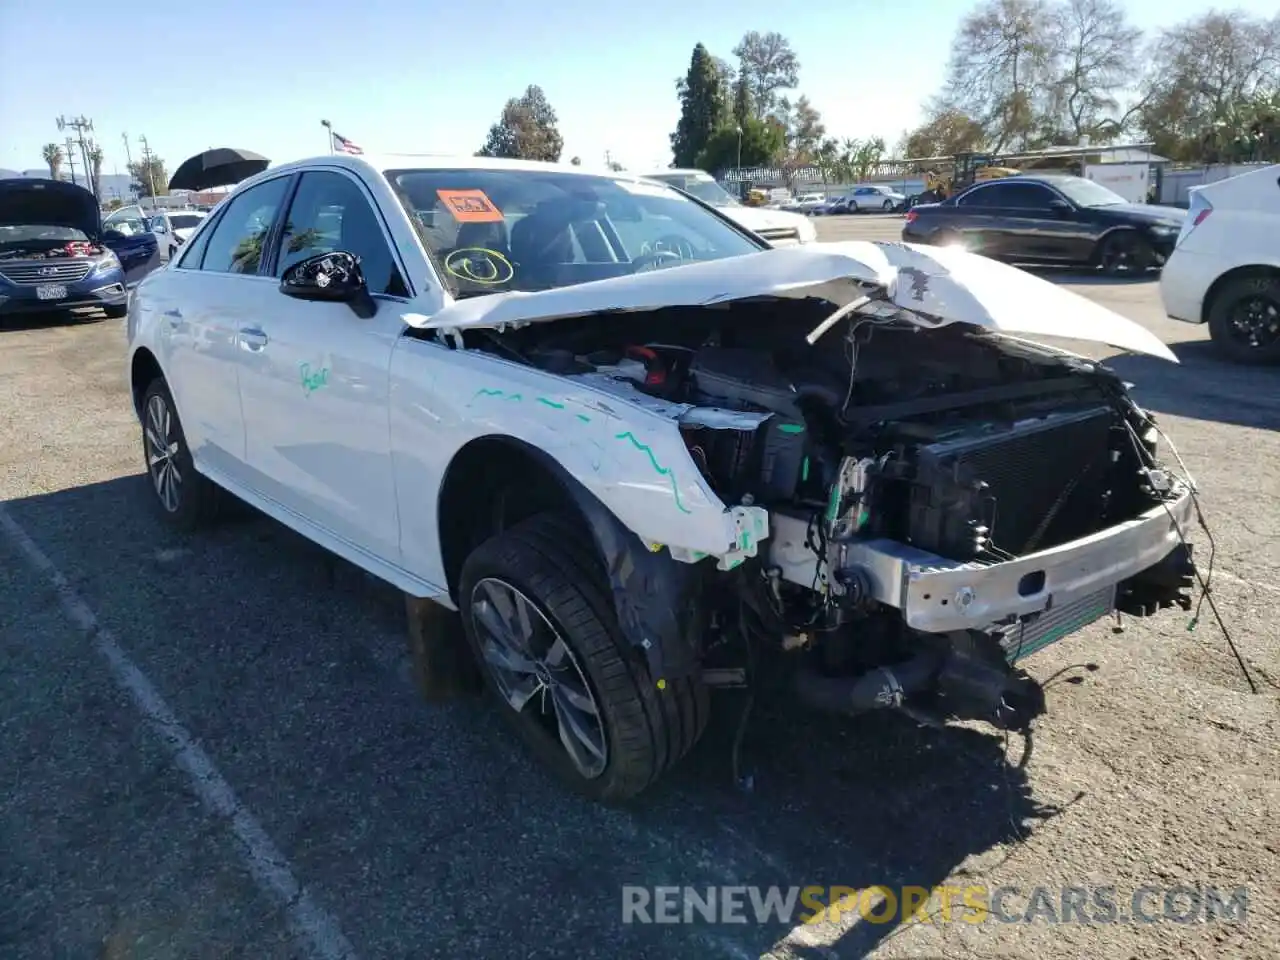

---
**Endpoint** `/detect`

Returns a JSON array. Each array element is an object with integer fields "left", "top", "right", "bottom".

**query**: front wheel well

[
  {"left": 1200, "top": 264, "right": 1280, "bottom": 324},
  {"left": 130, "top": 348, "right": 163, "bottom": 419},
  {"left": 437, "top": 436, "right": 589, "bottom": 605}
]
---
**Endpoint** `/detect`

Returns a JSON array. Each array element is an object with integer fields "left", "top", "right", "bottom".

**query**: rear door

[{"left": 234, "top": 168, "right": 409, "bottom": 559}]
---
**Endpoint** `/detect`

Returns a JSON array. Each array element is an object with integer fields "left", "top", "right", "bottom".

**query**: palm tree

[
  {"left": 87, "top": 142, "right": 104, "bottom": 199},
  {"left": 42, "top": 143, "right": 64, "bottom": 180}
]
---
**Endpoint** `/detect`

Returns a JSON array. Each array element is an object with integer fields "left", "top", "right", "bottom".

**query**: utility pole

[
  {"left": 321, "top": 119, "right": 334, "bottom": 154},
  {"left": 63, "top": 137, "right": 80, "bottom": 185},
  {"left": 137, "top": 135, "right": 158, "bottom": 198},
  {"left": 122, "top": 132, "right": 137, "bottom": 201},
  {"left": 55, "top": 115, "right": 95, "bottom": 196}
]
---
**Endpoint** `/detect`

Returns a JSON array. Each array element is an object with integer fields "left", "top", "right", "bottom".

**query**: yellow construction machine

[{"left": 921, "top": 153, "right": 1021, "bottom": 201}]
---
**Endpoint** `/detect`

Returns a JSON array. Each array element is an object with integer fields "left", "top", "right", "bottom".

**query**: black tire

[
  {"left": 459, "top": 512, "right": 708, "bottom": 802},
  {"left": 103, "top": 304, "right": 128, "bottom": 319},
  {"left": 1096, "top": 230, "right": 1153, "bottom": 276},
  {"left": 882, "top": 199, "right": 893, "bottom": 211},
  {"left": 1206, "top": 273, "right": 1280, "bottom": 365},
  {"left": 139, "top": 377, "right": 222, "bottom": 531}
]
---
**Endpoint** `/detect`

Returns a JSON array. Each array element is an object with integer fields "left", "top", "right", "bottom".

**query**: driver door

[{"left": 234, "top": 169, "right": 410, "bottom": 561}]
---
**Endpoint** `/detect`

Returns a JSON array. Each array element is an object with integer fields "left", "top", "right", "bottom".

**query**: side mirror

[
  {"left": 1048, "top": 199, "right": 1073, "bottom": 216},
  {"left": 280, "top": 251, "right": 369, "bottom": 304}
]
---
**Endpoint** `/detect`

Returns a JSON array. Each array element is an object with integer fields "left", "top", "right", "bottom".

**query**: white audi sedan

[{"left": 125, "top": 153, "right": 1191, "bottom": 801}]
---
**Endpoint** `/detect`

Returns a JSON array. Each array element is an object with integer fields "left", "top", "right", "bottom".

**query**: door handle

[{"left": 238, "top": 327, "right": 269, "bottom": 351}]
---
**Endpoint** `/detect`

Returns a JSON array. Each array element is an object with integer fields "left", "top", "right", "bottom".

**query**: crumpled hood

[
  {"left": 0, "top": 177, "right": 101, "bottom": 237},
  {"left": 416, "top": 239, "right": 1176, "bottom": 362}
]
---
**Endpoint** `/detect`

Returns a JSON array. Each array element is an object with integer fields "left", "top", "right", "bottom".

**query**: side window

[
  {"left": 175, "top": 214, "right": 216, "bottom": 268},
  {"left": 1002, "top": 183, "right": 1055, "bottom": 209},
  {"left": 197, "top": 177, "right": 291, "bottom": 275},
  {"left": 958, "top": 184, "right": 1003, "bottom": 206},
  {"left": 275, "top": 171, "right": 406, "bottom": 297}
]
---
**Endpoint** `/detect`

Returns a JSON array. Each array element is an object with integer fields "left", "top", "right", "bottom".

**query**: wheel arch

[
  {"left": 129, "top": 347, "right": 164, "bottom": 420},
  {"left": 436, "top": 433, "right": 706, "bottom": 682},
  {"left": 1200, "top": 264, "right": 1280, "bottom": 324}
]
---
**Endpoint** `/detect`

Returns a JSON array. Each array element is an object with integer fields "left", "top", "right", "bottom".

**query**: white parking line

[{"left": 0, "top": 503, "right": 359, "bottom": 960}]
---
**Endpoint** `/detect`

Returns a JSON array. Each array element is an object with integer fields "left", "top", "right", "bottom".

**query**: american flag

[{"left": 331, "top": 131, "right": 364, "bottom": 155}]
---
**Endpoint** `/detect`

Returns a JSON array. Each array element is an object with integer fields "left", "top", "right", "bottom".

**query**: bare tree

[
  {"left": 938, "top": 0, "right": 1057, "bottom": 153},
  {"left": 1137, "top": 11, "right": 1280, "bottom": 160},
  {"left": 898, "top": 107, "right": 988, "bottom": 158},
  {"left": 1050, "top": 0, "right": 1143, "bottom": 142},
  {"left": 732, "top": 31, "right": 800, "bottom": 120}
]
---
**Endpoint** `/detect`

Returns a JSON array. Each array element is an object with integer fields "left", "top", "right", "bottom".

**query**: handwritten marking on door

[{"left": 299, "top": 362, "right": 330, "bottom": 396}]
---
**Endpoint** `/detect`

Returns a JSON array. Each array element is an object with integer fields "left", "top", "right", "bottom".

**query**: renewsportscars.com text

[{"left": 620, "top": 884, "right": 1249, "bottom": 926}]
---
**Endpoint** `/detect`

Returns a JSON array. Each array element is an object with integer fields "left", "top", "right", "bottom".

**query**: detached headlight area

[{"left": 90, "top": 252, "right": 122, "bottom": 275}]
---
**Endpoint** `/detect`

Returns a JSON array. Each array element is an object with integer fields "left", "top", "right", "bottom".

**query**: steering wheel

[
  {"left": 631, "top": 249, "right": 684, "bottom": 273},
  {"left": 651, "top": 234, "right": 697, "bottom": 260}
]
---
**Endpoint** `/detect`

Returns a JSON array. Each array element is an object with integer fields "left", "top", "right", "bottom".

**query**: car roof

[
  {"left": 256, "top": 152, "right": 643, "bottom": 182},
  {"left": 642, "top": 168, "right": 713, "bottom": 178}
]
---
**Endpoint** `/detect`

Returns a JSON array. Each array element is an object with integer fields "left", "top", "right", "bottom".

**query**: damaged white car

[{"left": 126, "top": 154, "right": 1197, "bottom": 801}]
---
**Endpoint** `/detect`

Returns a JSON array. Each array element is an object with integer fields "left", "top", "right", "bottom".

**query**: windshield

[
  {"left": 386, "top": 168, "right": 763, "bottom": 298},
  {"left": 1051, "top": 176, "right": 1128, "bottom": 207},
  {"left": 169, "top": 214, "right": 204, "bottom": 230},
  {"left": 644, "top": 173, "right": 741, "bottom": 208}
]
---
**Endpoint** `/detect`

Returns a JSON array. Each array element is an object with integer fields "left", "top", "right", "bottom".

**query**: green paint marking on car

[
  {"left": 576, "top": 413, "right": 591, "bottom": 423},
  {"left": 537, "top": 397, "right": 566, "bottom": 409},
  {"left": 299, "top": 362, "right": 330, "bottom": 396},
  {"left": 468, "top": 387, "right": 523, "bottom": 405},
  {"left": 777, "top": 423, "right": 805, "bottom": 434},
  {"left": 614, "top": 431, "right": 693, "bottom": 514}
]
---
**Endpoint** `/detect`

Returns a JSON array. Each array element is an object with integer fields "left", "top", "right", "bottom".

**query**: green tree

[
  {"left": 698, "top": 117, "right": 784, "bottom": 172},
  {"left": 671, "top": 43, "right": 730, "bottom": 168},
  {"left": 732, "top": 31, "right": 800, "bottom": 119},
  {"left": 477, "top": 84, "right": 564, "bottom": 162},
  {"left": 127, "top": 156, "right": 168, "bottom": 198},
  {"left": 87, "top": 141, "right": 104, "bottom": 199},
  {"left": 41, "top": 143, "right": 63, "bottom": 180},
  {"left": 898, "top": 107, "right": 987, "bottom": 158}
]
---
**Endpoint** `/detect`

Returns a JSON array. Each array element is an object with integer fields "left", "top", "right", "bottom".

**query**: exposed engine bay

[
  {"left": 0, "top": 239, "right": 106, "bottom": 260},
  {"left": 463, "top": 297, "right": 1197, "bottom": 735}
]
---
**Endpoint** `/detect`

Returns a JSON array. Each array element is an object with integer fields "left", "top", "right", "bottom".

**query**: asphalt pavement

[{"left": 2, "top": 217, "right": 1277, "bottom": 960}]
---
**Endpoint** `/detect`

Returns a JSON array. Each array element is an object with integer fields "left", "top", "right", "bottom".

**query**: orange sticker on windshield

[{"left": 437, "top": 189, "right": 503, "bottom": 223}]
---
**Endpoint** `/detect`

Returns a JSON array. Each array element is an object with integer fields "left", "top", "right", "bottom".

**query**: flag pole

[{"left": 321, "top": 119, "right": 333, "bottom": 155}]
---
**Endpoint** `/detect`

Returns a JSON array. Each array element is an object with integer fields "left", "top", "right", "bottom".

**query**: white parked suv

[
  {"left": 126, "top": 153, "right": 1198, "bottom": 801},
  {"left": 639, "top": 169, "right": 817, "bottom": 245},
  {"left": 1159, "top": 163, "right": 1280, "bottom": 363}
]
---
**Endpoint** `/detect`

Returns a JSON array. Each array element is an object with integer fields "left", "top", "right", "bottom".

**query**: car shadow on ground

[
  {"left": 4, "top": 474, "right": 1072, "bottom": 959},
  {"left": 0, "top": 308, "right": 113, "bottom": 332},
  {"left": 1101, "top": 340, "right": 1279, "bottom": 432},
  {"left": 1023, "top": 266, "right": 1157, "bottom": 287}
]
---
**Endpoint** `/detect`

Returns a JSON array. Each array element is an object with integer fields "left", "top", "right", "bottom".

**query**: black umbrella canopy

[{"left": 168, "top": 148, "right": 270, "bottom": 192}]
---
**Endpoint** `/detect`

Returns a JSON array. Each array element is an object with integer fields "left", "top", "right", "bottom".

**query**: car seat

[{"left": 509, "top": 207, "right": 575, "bottom": 287}]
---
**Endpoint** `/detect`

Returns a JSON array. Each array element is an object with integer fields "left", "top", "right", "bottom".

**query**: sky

[{"left": 1, "top": 0, "right": 1274, "bottom": 180}]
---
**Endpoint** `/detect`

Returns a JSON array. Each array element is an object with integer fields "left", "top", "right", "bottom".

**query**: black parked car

[{"left": 901, "top": 174, "right": 1186, "bottom": 275}]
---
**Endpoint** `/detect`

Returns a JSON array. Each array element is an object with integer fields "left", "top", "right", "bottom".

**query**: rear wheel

[
  {"left": 459, "top": 512, "right": 708, "bottom": 802},
  {"left": 882, "top": 199, "right": 893, "bottom": 211},
  {"left": 1206, "top": 273, "right": 1280, "bottom": 364},
  {"left": 140, "top": 378, "right": 223, "bottom": 530}
]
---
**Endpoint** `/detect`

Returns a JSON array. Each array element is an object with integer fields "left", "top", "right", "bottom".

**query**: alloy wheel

[
  {"left": 1227, "top": 293, "right": 1280, "bottom": 351},
  {"left": 145, "top": 393, "right": 182, "bottom": 513},
  {"left": 469, "top": 577, "right": 608, "bottom": 779}
]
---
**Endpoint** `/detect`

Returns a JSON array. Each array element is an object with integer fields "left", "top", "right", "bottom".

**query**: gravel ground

[{"left": 1, "top": 215, "right": 1276, "bottom": 960}]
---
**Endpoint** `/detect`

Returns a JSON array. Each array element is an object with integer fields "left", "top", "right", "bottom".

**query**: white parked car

[
  {"left": 126, "top": 153, "right": 1197, "bottom": 801},
  {"left": 784, "top": 192, "right": 827, "bottom": 213},
  {"left": 638, "top": 169, "right": 817, "bottom": 245},
  {"left": 1160, "top": 163, "right": 1280, "bottom": 364},
  {"left": 150, "top": 209, "right": 209, "bottom": 261},
  {"left": 822, "top": 185, "right": 907, "bottom": 214}
]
